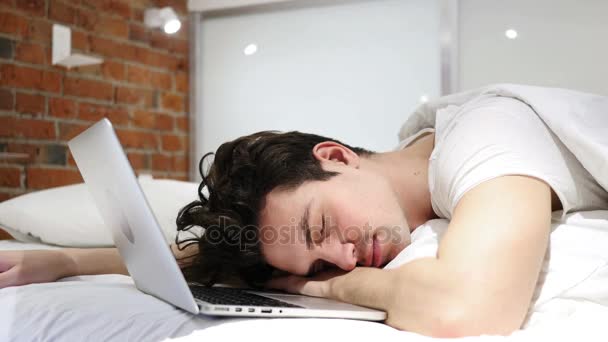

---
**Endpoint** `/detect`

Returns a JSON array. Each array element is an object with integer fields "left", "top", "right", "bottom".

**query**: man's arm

[
  {"left": 273, "top": 175, "right": 552, "bottom": 338},
  {"left": 61, "top": 242, "right": 199, "bottom": 277}
]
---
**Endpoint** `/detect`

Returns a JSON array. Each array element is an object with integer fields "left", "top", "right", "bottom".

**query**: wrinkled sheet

[
  {"left": 398, "top": 83, "right": 608, "bottom": 196},
  {"left": 2, "top": 211, "right": 608, "bottom": 342}
]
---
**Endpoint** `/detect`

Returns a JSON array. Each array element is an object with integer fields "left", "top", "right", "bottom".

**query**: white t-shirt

[{"left": 398, "top": 94, "right": 608, "bottom": 220}]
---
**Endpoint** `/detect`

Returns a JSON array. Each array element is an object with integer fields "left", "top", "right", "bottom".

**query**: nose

[{"left": 321, "top": 241, "right": 357, "bottom": 271}]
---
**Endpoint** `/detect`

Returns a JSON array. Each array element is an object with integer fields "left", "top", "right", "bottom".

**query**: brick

[
  {"left": 25, "top": 19, "right": 52, "bottom": 44},
  {"left": 74, "top": 6, "right": 98, "bottom": 31},
  {"left": 148, "top": 32, "right": 187, "bottom": 55},
  {"left": 173, "top": 155, "right": 188, "bottom": 172},
  {"left": 161, "top": 92, "right": 184, "bottom": 112},
  {"left": 134, "top": 46, "right": 180, "bottom": 70},
  {"left": 127, "top": 65, "right": 171, "bottom": 90},
  {"left": 131, "top": 7, "right": 143, "bottom": 22},
  {"left": 0, "top": 37, "right": 13, "bottom": 59},
  {"left": 0, "top": 192, "right": 13, "bottom": 203},
  {"left": 115, "top": 86, "right": 154, "bottom": 107},
  {"left": 0, "top": 11, "right": 29, "bottom": 37},
  {"left": 171, "top": 39, "right": 188, "bottom": 55},
  {"left": 175, "top": 72, "right": 188, "bottom": 93},
  {"left": 78, "top": 102, "right": 129, "bottom": 125},
  {"left": 126, "top": 64, "right": 147, "bottom": 85},
  {"left": 169, "top": 174, "right": 189, "bottom": 182},
  {"left": 64, "top": 77, "right": 113, "bottom": 101},
  {"left": 149, "top": 71, "right": 172, "bottom": 90},
  {"left": 58, "top": 122, "right": 89, "bottom": 140},
  {"left": 150, "top": 170, "right": 169, "bottom": 180},
  {"left": 3, "top": 143, "right": 65, "bottom": 166},
  {"left": 0, "top": 166, "right": 21, "bottom": 187},
  {"left": 101, "top": 60, "right": 124, "bottom": 80},
  {"left": 127, "top": 152, "right": 149, "bottom": 170},
  {"left": 26, "top": 167, "right": 83, "bottom": 189},
  {"left": 150, "top": 31, "right": 173, "bottom": 51},
  {"left": 95, "top": 15, "right": 129, "bottom": 39},
  {"left": 0, "top": 64, "right": 61, "bottom": 93},
  {"left": 49, "top": 0, "right": 76, "bottom": 25},
  {"left": 176, "top": 116, "right": 188, "bottom": 132},
  {"left": 71, "top": 30, "right": 89, "bottom": 51},
  {"left": 129, "top": 23, "right": 148, "bottom": 43},
  {"left": 132, "top": 109, "right": 156, "bottom": 129},
  {"left": 70, "top": 63, "right": 102, "bottom": 77},
  {"left": 0, "top": 89, "right": 13, "bottom": 110},
  {"left": 66, "top": 150, "right": 76, "bottom": 166},
  {"left": 115, "top": 129, "right": 158, "bottom": 149},
  {"left": 16, "top": 92, "right": 45, "bottom": 115},
  {"left": 156, "top": 113, "right": 174, "bottom": 131},
  {"left": 5, "top": 143, "right": 38, "bottom": 163},
  {"left": 16, "top": 0, "right": 45, "bottom": 16},
  {"left": 81, "top": 0, "right": 131, "bottom": 20},
  {"left": 49, "top": 97, "right": 77, "bottom": 119},
  {"left": 151, "top": 153, "right": 172, "bottom": 171},
  {"left": 161, "top": 134, "right": 184, "bottom": 151},
  {"left": 15, "top": 41, "right": 46, "bottom": 64},
  {"left": 89, "top": 36, "right": 136, "bottom": 61},
  {"left": 0, "top": 117, "right": 56, "bottom": 139}
]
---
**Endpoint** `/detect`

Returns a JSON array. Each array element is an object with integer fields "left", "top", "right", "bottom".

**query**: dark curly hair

[{"left": 174, "top": 130, "right": 374, "bottom": 288}]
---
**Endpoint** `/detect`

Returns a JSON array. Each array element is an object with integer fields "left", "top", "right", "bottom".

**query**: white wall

[
  {"left": 188, "top": 0, "right": 295, "bottom": 12},
  {"left": 199, "top": 0, "right": 440, "bottom": 159},
  {"left": 458, "top": 0, "right": 608, "bottom": 95}
]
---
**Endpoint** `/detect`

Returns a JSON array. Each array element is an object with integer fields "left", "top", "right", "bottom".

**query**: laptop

[{"left": 68, "top": 119, "right": 386, "bottom": 321}]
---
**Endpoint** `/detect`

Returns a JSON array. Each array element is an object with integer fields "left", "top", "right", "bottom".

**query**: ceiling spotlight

[
  {"left": 505, "top": 29, "right": 518, "bottom": 39},
  {"left": 144, "top": 7, "right": 181, "bottom": 34},
  {"left": 243, "top": 44, "right": 258, "bottom": 56},
  {"left": 419, "top": 95, "right": 429, "bottom": 103}
]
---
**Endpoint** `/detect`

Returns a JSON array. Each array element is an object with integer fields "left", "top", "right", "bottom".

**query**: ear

[{"left": 312, "top": 141, "right": 360, "bottom": 169}]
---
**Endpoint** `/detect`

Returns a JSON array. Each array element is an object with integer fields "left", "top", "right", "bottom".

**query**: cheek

[{"left": 327, "top": 196, "right": 371, "bottom": 241}]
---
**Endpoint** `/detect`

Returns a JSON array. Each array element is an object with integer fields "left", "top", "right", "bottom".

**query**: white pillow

[{"left": 0, "top": 175, "right": 200, "bottom": 247}]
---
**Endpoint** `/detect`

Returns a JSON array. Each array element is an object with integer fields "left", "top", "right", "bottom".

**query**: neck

[{"left": 365, "top": 133, "right": 438, "bottom": 232}]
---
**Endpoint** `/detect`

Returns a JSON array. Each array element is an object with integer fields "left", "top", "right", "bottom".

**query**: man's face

[{"left": 258, "top": 158, "right": 412, "bottom": 276}]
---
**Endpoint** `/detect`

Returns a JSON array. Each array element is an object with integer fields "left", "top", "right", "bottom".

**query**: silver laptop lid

[{"left": 68, "top": 119, "right": 199, "bottom": 314}]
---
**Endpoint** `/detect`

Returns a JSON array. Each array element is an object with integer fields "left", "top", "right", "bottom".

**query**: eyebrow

[{"left": 299, "top": 199, "right": 313, "bottom": 251}]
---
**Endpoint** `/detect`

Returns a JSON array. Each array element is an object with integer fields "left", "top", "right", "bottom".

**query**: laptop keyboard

[{"left": 190, "top": 285, "right": 304, "bottom": 308}]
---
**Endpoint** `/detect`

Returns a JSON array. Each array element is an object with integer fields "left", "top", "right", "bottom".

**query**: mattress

[{"left": 1, "top": 211, "right": 608, "bottom": 342}]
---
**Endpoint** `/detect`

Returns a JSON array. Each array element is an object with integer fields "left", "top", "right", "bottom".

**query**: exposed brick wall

[{"left": 0, "top": 0, "right": 190, "bottom": 201}]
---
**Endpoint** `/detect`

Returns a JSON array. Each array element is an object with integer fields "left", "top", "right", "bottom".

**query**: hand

[
  {"left": 264, "top": 268, "right": 348, "bottom": 298},
  {"left": 0, "top": 249, "right": 74, "bottom": 289}
]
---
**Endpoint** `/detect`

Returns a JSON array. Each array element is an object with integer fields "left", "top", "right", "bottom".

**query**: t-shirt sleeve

[{"left": 430, "top": 95, "right": 575, "bottom": 219}]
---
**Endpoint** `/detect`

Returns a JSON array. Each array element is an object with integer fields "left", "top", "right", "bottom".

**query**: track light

[{"left": 144, "top": 7, "right": 181, "bottom": 34}]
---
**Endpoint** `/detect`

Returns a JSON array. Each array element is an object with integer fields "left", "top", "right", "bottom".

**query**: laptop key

[{"left": 190, "top": 286, "right": 303, "bottom": 308}]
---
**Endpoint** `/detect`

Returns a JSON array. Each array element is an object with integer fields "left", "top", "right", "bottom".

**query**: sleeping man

[{"left": 1, "top": 84, "right": 607, "bottom": 338}]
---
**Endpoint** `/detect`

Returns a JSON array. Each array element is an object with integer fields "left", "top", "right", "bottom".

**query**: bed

[{"left": 2, "top": 209, "right": 608, "bottom": 342}]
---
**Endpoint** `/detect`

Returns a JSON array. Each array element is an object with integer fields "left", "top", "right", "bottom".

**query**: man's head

[{"left": 175, "top": 131, "right": 412, "bottom": 288}]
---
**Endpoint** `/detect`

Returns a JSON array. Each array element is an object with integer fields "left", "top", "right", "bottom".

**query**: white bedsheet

[{"left": 1, "top": 211, "right": 608, "bottom": 342}]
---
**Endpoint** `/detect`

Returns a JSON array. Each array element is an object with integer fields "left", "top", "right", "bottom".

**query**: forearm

[
  {"left": 328, "top": 266, "right": 400, "bottom": 312},
  {"left": 330, "top": 257, "right": 462, "bottom": 336},
  {"left": 60, "top": 248, "right": 129, "bottom": 277},
  {"left": 60, "top": 243, "right": 199, "bottom": 278}
]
